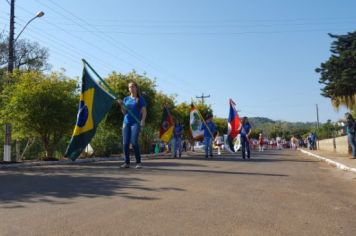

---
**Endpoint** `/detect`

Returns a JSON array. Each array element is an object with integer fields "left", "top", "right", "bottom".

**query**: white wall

[{"left": 318, "top": 136, "right": 350, "bottom": 155}]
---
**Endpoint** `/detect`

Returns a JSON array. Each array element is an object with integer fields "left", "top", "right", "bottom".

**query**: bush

[{"left": 91, "top": 122, "right": 121, "bottom": 157}]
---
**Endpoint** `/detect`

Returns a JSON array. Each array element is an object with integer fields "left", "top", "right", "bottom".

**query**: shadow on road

[
  {"left": 176, "top": 156, "right": 318, "bottom": 163},
  {"left": 0, "top": 150, "right": 303, "bottom": 208},
  {"left": 141, "top": 167, "right": 289, "bottom": 177},
  {"left": 0, "top": 171, "right": 185, "bottom": 207}
]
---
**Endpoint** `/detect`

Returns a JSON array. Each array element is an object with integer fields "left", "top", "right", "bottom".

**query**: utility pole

[
  {"left": 196, "top": 93, "right": 210, "bottom": 105},
  {"left": 316, "top": 104, "right": 320, "bottom": 150},
  {"left": 3, "top": 0, "right": 44, "bottom": 162},
  {"left": 8, "top": 0, "right": 15, "bottom": 73},
  {"left": 3, "top": 0, "right": 15, "bottom": 162}
]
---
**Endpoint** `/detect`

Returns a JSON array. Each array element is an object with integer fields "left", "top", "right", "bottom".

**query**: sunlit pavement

[{"left": 1, "top": 149, "right": 356, "bottom": 236}]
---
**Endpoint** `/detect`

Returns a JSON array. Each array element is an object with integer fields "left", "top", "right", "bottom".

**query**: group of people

[
  {"left": 199, "top": 115, "right": 253, "bottom": 160},
  {"left": 116, "top": 81, "right": 255, "bottom": 167},
  {"left": 116, "top": 81, "right": 356, "bottom": 168}
]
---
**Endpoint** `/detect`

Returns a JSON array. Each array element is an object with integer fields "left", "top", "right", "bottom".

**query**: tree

[
  {"left": 193, "top": 100, "right": 213, "bottom": 121},
  {"left": 0, "top": 33, "right": 51, "bottom": 73},
  {"left": 315, "top": 31, "right": 356, "bottom": 109},
  {"left": 0, "top": 71, "right": 78, "bottom": 159},
  {"left": 213, "top": 117, "right": 227, "bottom": 135},
  {"left": 152, "top": 92, "right": 176, "bottom": 129},
  {"left": 250, "top": 128, "right": 263, "bottom": 139},
  {"left": 317, "top": 119, "right": 335, "bottom": 140}
]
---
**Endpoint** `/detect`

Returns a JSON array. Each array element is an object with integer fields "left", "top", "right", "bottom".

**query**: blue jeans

[
  {"left": 204, "top": 137, "right": 213, "bottom": 157},
  {"left": 240, "top": 136, "right": 250, "bottom": 159},
  {"left": 173, "top": 137, "right": 182, "bottom": 157},
  {"left": 348, "top": 133, "right": 356, "bottom": 157},
  {"left": 122, "top": 123, "right": 141, "bottom": 164}
]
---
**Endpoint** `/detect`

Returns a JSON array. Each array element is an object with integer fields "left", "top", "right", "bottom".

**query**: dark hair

[
  {"left": 345, "top": 112, "right": 354, "bottom": 122},
  {"left": 128, "top": 81, "right": 142, "bottom": 109},
  {"left": 128, "top": 81, "right": 141, "bottom": 97},
  {"left": 242, "top": 116, "right": 248, "bottom": 124},
  {"left": 206, "top": 114, "right": 213, "bottom": 120}
]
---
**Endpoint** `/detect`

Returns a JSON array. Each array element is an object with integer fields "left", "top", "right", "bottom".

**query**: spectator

[
  {"left": 214, "top": 131, "right": 224, "bottom": 155},
  {"left": 345, "top": 113, "right": 356, "bottom": 159},
  {"left": 258, "top": 133, "right": 264, "bottom": 152},
  {"left": 173, "top": 120, "right": 183, "bottom": 158}
]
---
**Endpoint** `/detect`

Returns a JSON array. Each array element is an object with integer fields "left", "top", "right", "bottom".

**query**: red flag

[{"left": 227, "top": 99, "right": 241, "bottom": 139}]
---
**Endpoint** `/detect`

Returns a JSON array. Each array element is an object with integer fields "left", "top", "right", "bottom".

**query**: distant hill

[
  {"left": 249, "top": 117, "right": 275, "bottom": 126},
  {"left": 248, "top": 117, "right": 317, "bottom": 138}
]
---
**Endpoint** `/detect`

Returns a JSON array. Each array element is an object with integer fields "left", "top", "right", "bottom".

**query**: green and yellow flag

[
  {"left": 159, "top": 106, "right": 174, "bottom": 143},
  {"left": 65, "top": 66, "right": 115, "bottom": 160}
]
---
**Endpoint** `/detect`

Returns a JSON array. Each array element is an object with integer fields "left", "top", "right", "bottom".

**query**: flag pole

[
  {"left": 191, "top": 101, "right": 215, "bottom": 139},
  {"left": 82, "top": 59, "right": 147, "bottom": 132},
  {"left": 82, "top": 59, "right": 118, "bottom": 98}
]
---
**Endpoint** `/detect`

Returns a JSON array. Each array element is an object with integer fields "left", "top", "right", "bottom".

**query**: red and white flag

[{"left": 227, "top": 99, "right": 241, "bottom": 140}]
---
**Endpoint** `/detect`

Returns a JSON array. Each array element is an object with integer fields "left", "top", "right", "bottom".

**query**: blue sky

[{"left": 1, "top": 0, "right": 355, "bottom": 122}]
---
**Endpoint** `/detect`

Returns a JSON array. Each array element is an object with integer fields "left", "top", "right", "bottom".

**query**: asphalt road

[{"left": 1, "top": 149, "right": 356, "bottom": 236}]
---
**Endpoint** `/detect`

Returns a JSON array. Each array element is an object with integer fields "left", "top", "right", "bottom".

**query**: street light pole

[
  {"left": 7, "top": 0, "right": 15, "bottom": 74},
  {"left": 15, "top": 11, "right": 44, "bottom": 42},
  {"left": 3, "top": 0, "right": 44, "bottom": 162}
]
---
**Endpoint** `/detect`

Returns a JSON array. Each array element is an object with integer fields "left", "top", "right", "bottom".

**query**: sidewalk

[
  {"left": 299, "top": 148, "right": 356, "bottom": 173},
  {"left": 0, "top": 152, "right": 181, "bottom": 169}
]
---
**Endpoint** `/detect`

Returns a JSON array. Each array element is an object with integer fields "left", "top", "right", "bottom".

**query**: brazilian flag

[{"left": 65, "top": 67, "right": 115, "bottom": 160}]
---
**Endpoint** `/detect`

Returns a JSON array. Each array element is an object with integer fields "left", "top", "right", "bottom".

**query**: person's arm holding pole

[
  {"left": 140, "top": 106, "right": 147, "bottom": 127},
  {"left": 192, "top": 102, "right": 215, "bottom": 139}
]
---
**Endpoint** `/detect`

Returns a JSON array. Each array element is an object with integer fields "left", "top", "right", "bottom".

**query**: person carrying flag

[
  {"left": 173, "top": 120, "right": 184, "bottom": 158},
  {"left": 239, "top": 116, "right": 252, "bottom": 159},
  {"left": 200, "top": 114, "right": 217, "bottom": 159},
  {"left": 118, "top": 81, "right": 147, "bottom": 169},
  {"left": 226, "top": 99, "right": 241, "bottom": 153}
]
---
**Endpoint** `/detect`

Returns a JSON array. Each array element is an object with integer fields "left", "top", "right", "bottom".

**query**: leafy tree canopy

[
  {"left": 0, "top": 70, "right": 78, "bottom": 158},
  {"left": 316, "top": 31, "right": 356, "bottom": 109}
]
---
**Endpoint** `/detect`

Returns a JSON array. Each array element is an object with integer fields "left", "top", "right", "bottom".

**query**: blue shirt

[
  {"left": 346, "top": 120, "right": 355, "bottom": 135},
  {"left": 200, "top": 121, "right": 216, "bottom": 138},
  {"left": 123, "top": 95, "right": 146, "bottom": 125},
  {"left": 240, "top": 123, "right": 252, "bottom": 137},
  {"left": 174, "top": 124, "right": 183, "bottom": 139}
]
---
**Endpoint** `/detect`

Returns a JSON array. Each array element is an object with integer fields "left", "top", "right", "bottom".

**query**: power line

[
  {"left": 17, "top": 27, "right": 354, "bottom": 36},
  {"left": 40, "top": 0, "right": 160, "bottom": 71},
  {"left": 12, "top": 12, "right": 197, "bottom": 100},
  {"left": 15, "top": 4, "right": 144, "bottom": 72},
  {"left": 14, "top": 17, "right": 116, "bottom": 73},
  {"left": 31, "top": 0, "right": 198, "bottom": 96},
  {"left": 30, "top": 15, "right": 356, "bottom": 24}
]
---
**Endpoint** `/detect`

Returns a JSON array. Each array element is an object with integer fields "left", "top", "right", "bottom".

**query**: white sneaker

[
  {"left": 135, "top": 163, "right": 142, "bottom": 169},
  {"left": 120, "top": 163, "right": 130, "bottom": 168}
]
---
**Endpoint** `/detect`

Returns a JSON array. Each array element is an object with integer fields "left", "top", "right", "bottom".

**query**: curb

[
  {"left": 0, "top": 152, "right": 177, "bottom": 169},
  {"left": 0, "top": 157, "right": 121, "bottom": 169},
  {"left": 299, "top": 149, "right": 356, "bottom": 173}
]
